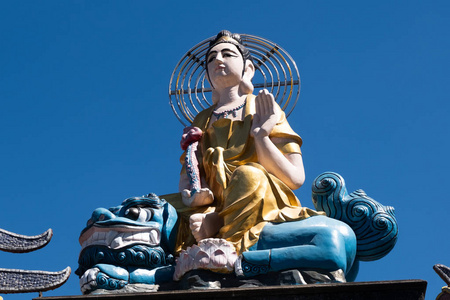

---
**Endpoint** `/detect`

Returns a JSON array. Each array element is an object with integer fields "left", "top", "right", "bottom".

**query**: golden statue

[{"left": 169, "top": 30, "right": 322, "bottom": 255}]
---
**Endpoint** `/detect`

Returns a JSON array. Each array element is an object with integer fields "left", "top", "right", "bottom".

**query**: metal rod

[{"left": 170, "top": 80, "right": 299, "bottom": 96}]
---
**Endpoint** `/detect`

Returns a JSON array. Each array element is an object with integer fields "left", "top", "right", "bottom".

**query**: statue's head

[
  {"left": 205, "top": 30, "right": 255, "bottom": 99},
  {"left": 206, "top": 30, "right": 251, "bottom": 65}
]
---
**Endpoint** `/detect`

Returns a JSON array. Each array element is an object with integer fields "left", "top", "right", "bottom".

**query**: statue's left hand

[{"left": 251, "top": 89, "right": 281, "bottom": 139}]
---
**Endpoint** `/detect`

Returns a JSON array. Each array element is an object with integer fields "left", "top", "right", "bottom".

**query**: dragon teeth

[
  {"left": 110, "top": 233, "right": 124, "bottom": 248},
  {"left": 81, "top": 228, "right": 161, "bottom": 250},
  {"left": 149, "top": 230, "right": 160, "bottom": 245},
  {"left": 105, "top": 230, "right": 117, "bottom": 245},
  {"left": 136, "top": 232, "right": 147, "bottom": 243},
  {"left": 122, "top": 232, "right": 133, "bottom": 241},
  {"left": 97, "top": 231, "right": 107, "bottom": 241}
]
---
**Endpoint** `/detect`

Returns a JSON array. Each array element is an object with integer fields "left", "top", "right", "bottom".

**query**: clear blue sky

[{"left": 1, "top": 1, "right": 449, "bottom": 299}]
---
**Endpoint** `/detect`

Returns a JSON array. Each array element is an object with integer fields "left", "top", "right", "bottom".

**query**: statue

[
  {"left": 175, "top": 30, "right": 318, "bottom": 256},
  {"left": 76, "top": 30, "right": 398, "bottom": 294}
]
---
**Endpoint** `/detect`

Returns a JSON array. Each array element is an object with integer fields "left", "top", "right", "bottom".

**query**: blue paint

[
  {"left": 312, "top": 172, "right": 398, "bottom": 261},
  {"left": 76, "top": 194, "right": 178, "bottom": 292},
  {"left": 77, "top": 245, "right": 171, "bottom": 277},
  {"left": 238, "top": 172, "right": 398, "bottom": 278},
  {"left": 243, "top": 216, "right": 357, "bottom": 277},
  {"left": 129, "top": 266, "right": 175, "bottom": 284},
  {"left": 95, "top": 265, "right": 128, "bottom": 290}
]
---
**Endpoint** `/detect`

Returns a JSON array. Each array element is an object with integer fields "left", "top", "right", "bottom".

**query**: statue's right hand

[
  {"left": 182, "top": 188, "right": 214, "bottom": 207},
  {"left": 251, "top": 89, "right": 281, "bottom": 139},
  {"left": 189, "top": 213, "right": 207, "bottom": 242},
  {"left": 189, "top": 212, "right": 222, "bottom": 242}
]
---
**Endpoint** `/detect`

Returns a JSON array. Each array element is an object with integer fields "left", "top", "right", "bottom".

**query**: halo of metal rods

[{"left": 169, "top": 34, "right": 301, "bottom": 126}]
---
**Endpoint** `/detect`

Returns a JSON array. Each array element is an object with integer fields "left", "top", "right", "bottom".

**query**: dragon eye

[
  {"left": 124, "top": 207, "right": 140, "bottom": 221},
  {"left": 124, "top": 207, "right": 154, "bottom": 222},
  {"left": 140, "top": 208, "right": 154, "bottom": 222}
]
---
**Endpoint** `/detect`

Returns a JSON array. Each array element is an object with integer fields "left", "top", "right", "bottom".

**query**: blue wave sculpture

[{"left": 312, "top": 172, "right": 398, "bottom": 261}]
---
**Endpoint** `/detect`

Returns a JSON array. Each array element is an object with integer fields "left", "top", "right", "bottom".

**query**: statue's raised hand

[{"left": 251, "top": 89, "right": 282, "bottom": 139}]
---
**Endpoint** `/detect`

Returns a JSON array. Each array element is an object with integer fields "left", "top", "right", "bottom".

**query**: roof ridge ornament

[{"left": 0, "top": 228, "right": 71, "bottom": 294}]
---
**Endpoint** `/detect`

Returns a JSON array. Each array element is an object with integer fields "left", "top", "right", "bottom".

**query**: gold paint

[
  {"left": 216, "top": 36, "right": 238, "bottom": 44},
  {"left": 169, "top": 95, "right": 323, "bottom": 255}
]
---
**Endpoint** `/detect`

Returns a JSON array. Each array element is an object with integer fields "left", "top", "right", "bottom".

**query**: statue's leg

[
  {"left": 128, "top": 265, "right": 175, "bottom": 285},
  {"left": 218, "top": 163, "right": 303, "bottom": 254},
  {"left": 238, "top": 216, "right": 357, "bottom": 277}
]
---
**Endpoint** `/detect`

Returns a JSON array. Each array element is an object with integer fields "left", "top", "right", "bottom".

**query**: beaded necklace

[{"left": 212, "top": 100, "right": 246, "bottom": 119}]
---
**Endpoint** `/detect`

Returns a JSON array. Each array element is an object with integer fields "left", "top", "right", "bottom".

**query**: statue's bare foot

[
  {"left": 189, "top": 212, "right": 223, "bottom": 242},
  {"left": 182, "top": 188, "right": 214, "bottom": 207}
]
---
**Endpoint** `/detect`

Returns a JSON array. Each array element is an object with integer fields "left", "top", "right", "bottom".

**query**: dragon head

[{"left": 75, "top": 193, "right": 178, "bottom": 277}]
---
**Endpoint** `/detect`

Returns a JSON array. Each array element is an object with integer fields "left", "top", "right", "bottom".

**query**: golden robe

[{"left": 164, "top": 95, "right": 322, "bottom": 255}]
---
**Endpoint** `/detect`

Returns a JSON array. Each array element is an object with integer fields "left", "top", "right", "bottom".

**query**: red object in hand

[{"left": 180, "top": 126, "right": 203, "bottom": 150}]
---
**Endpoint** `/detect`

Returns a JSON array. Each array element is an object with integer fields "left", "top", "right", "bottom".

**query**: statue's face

[{"left": 206, "top": 43, "right": 245, "bottom": 89}]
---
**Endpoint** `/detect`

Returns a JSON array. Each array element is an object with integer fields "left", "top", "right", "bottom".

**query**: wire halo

[{"left": 169, "top": 33, "right": 301, "bottom": 126}]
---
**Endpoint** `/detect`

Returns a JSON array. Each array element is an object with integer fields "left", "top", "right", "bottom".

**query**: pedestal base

[{"left": 35, "top": 280, "right": 427, "bottom": 300}]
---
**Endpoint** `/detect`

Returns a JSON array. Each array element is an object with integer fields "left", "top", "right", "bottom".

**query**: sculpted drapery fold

[{"left": 172, "top": 95, "right": 323, "bottom": 254}]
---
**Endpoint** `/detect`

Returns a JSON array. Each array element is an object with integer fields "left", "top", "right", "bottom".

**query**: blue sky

[{"left": 0, "top": 1, "right": 449, "bottom": 299}]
